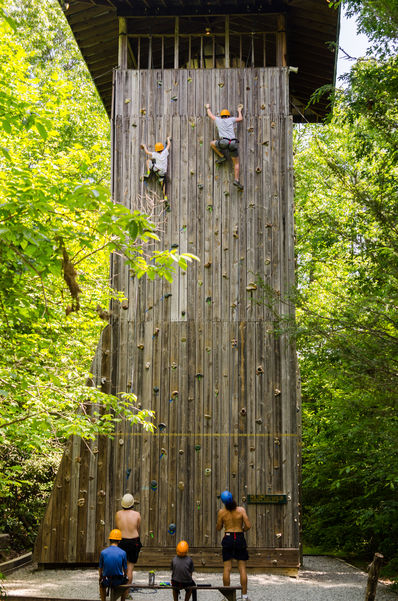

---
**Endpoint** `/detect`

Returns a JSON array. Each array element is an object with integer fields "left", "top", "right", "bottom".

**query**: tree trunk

[{"left": 365, "top": 552, "right": 384, "bottom": 601}]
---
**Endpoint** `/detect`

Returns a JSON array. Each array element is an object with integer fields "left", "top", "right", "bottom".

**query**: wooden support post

[
  {"left": 276, "top": 14, "right": 287, "bottom": 67},
  {"left": 365, "top": 553, "right": 384, "bottom": 601},
  {"left": 118, "top": 17, "right": 128, "bottom": 70},
  {"left": 225, "top": 15, "right": 230, "bottom": 68},
  {"left": 148, "top": 36, "right": 152, "bottom": 69},
  {"left": 174, "top": 16, "right": 179, "bottom": 69}
]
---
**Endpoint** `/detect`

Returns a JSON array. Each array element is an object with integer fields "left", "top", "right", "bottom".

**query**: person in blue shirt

[
  {"left": 205, "top": 104, "right": 244, "bottom": 190},
  {"left": 99, "top": 529, "right": 128, "bottom": 601}
]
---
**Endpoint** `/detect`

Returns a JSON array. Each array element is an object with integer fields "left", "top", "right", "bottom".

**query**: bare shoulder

[{"left": 237, "top": 506, "right": 248, "bottom": 516}]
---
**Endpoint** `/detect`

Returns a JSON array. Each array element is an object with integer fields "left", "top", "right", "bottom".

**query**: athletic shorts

[
  {"left": 100, "top": 575, "right": 128, "bottom": 589},
  {"left": 215, "top": 138, "right": 239, "bottom": 157},
  {"left": 118, "top": 537, "right": 142, "bottom": 564},
  {"left": 151, "top": 162, "right": 166, "bottom": 178},
  {"left": 171, "top": 579, "right": 196, "bottom": 591},
  {"left": 221, "top": 532, "right": 249, "bottom": 562}
]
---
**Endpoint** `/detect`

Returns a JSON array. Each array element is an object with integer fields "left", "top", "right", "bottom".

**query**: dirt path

[{"left": 3, "top": 556, "right": 397, "bottom": 601}]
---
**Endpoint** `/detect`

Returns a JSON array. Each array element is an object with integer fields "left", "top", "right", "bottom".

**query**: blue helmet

[{"left": 220, "top": 490, "right": 233, "bottom": 504}]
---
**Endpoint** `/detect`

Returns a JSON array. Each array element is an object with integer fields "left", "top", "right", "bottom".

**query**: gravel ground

[{"left": 3, "top": 556, "right": 397, "bottom": 601}]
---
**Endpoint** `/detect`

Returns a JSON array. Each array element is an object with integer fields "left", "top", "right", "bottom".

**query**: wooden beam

[
  {"left": 174, "top": 16, "right": 179, "bottom": 68},
  {"left": 118, "top": 16, "right": 127, "bottom": 69},
  {"left": 276, "top": 14, "right": 287, "bottom": 67},
  {"left": 225, "top": 15, "right": 230, "bottom": 68}
]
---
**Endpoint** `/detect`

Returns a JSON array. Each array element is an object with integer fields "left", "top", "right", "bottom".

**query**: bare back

[
  {"left": 115, "top": 509, "right": 141, "bottom": 538},
  {"left": 216, "top": 506, "right": 251, "bottom": 533}
]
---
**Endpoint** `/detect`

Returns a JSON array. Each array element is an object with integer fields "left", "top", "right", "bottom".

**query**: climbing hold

[
  {"left": 197, "top": 183, "right": 204, "bottom": 189},
  {"left": 158, "top": 422, "right": 166, "bottom": 432},
  {"left": 131, "top": 123, "right": 137, "bottom": 127},
  {"left": 171, "top": 95, "right": 178, "bottom": 101},
  {"left": 140, "top": 108, "right": 146, "bottom": 115},
  {"left": 247, "top": 127, "right": 254, "bottom": 132},
  {"left": 223, "top": 273, "right": 229, "bottom": 279},
  {"left": 262, "top": 140, "right": 269, "bottom": 146},
  {"left": 137, "top": 343, "right": 144, "bottom": 350},
  {"left": 168, "top": 523, "right": 176, "bottom": 535},
  {"left": 231, "top": 338, "right": 237, "bottom": 348},
  {"left": 275, "top": 532, "right": 282, "bottom": 538},
  {"left": 160, "top": 448, "right": 167, "bottom": 459},
  {"left": 240, "top": 407, "right": 247, "bottom": 416},
  {"left": 149, "top": 531, "right": 154, "bottom": 538},
  {"left": 172, "top": 390, "right": 179, "bottom": 398},
  {"left": 214, "top": 389, "right": 219, "bottom": 396},
  {"left": 150, "top": 480, "right": 158, "bottom": 491},
  {"left": 250, "top": 446, "right": 255, "bottom": 452},
  {"left": 126, "top": 468, "right": 131, "bottom": 480},
  {"left": 157, "top": 80, "right": 163, "bottom": 86},
  {"left": 261, "top": 104, "right": 266, "bottom": 110},
  {"left": 181, "top": 310, "right": 186, "bottom": 316},
  {"left": 246, "top": 86, "right": 250, "bottom": 90},
  {"left": 271, "top": 121, "right": 276, "bottom": 128},
  {"left": 196, "top": 500, "right": 201, "bottom": 510},
  {"left": 196, "top": 373, "right": 204, "bottom": 380},
  {"left": 119, "top": 438, "right": 124, "bottom": 446},
  {"left": 256, "top": 417, "right": 263, "bottom": 425},
  {"left": 242, "top": 496, "right": 247, "bottom": 502},
  {"left": 179, "top": 449, "right": 184, "bottom": 455},
  {"left": 256, "top": 365, "right": 264, "bottom": 375},
  {"left": 207, "top": 204, "right": 213, "bottom": 212},
  {"left": 188, "top": 77, "right": 192, "bottom": 83},
  {"left": 218, "top": 82, "right": 224, "bottom": 87},
  {"left": 122, "top": 299, "right": 129, "bottom": 309},
  {"left": 204, "top": 261, "right": 212, "bottom": 268},
  {"left": 164, "top": 293, "right": 172, "bottom": 300},
  {"left": 198, "top": 280, "right": 203, "bottom": 286},
  {"left": 171, "top": 243, "right": 179, "bottom": 249},
  {"left": 246, "top": 282, "right": 257, "bottom": 291},
  {"left": 178, "top": 481, "right": 185, "bottom": 490},
  {"left": 224, "top": 191, "right": 230, "bottom": 197},
  {"left": 206, "top": 297, "right": 212, "bottom": 304},
  {"left": 274, "top": 388, "right": 281, "bottom": 396},
  {"left": 93, "top": 446, "right": 99, "bottom": 454},
  {"left": 145, "top": 362, "right": 151, "bottom": 369},
  {"left": 265, "top": 258, "right": 271, "bottom": 265},
  {"left": 171, "top": 362, "right": 177, "bottom": 369},
  {"left": 204, "top": 413, "right": 211, "bottom": 419},
  {"left": 206, "top": 346, "right": 211, "bottom": 353},
  {"left": 153, "top": 328, "right": 160, "bottom": 337},
  {"left": 195, "top": 444, "right": 201, "bottom": 451},
  {"left": 124, "top": 98, "right": 131, "bottom": 104},
  {"left": 204, "top": 467, "right": 211, "bottom": 476},
  {"left": 153, "top": 386, "right": 160, "bottom": 394},
  {"left": 77, "top": 498, "right": 85, "bottom": 507},
  {"left": 256, "top": 167, "right": 262, "bottom": 173}
]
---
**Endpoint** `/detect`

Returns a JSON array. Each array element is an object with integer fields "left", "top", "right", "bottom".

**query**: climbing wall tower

[{"left": 35, "top": 1, "right": 339, "bottom": 570}]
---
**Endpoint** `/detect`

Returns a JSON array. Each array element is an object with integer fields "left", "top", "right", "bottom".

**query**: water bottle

[{"left": 148, "top": 570, "right": 155, "bottom": 586}]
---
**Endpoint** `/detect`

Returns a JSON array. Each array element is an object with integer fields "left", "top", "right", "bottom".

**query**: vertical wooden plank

[
  {"left": 225, "top": 16, "right": 230, "bottom": 68},
  {"left": 118, "top": 17, "right": 128, "bottom": 70},
  {"left": 174, "top": 17, "right": 179, "bottom": 69}
]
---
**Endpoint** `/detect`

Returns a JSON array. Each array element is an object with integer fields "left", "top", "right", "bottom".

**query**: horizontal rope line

[{"left": 114, "top": 432, "right": 298, "bottom": 437}]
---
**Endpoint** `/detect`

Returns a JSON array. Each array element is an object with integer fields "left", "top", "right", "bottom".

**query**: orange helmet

[
  {"left": 220, "top": 109, "right": 230, "bottom": 117},
  {"left": 176, "top": 540, "right": 189, "bottom": 556},
  {"left": 109, "top": 529, "right": 122, "bottom": 541},
  {"left": 155, "top": 142, "right": 164, "bottom": 152}
]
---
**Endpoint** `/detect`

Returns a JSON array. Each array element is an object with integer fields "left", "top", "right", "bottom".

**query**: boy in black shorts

[
  {"left": 171, "top": 540, "right": 197, "bottom": 601},
  {"left": 216, "top": 490, "right": 251, "bottom": 601}
]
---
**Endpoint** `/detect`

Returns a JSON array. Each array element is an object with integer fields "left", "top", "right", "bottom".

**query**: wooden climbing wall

[{"left": 35, "top": 67, "right": 300, "bottom": 569}]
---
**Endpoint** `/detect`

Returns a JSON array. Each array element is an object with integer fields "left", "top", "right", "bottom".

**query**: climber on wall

[
  {"left": 216, "top": 490, "right": 251, "bottom": 601},
  {"left": 141, "top": 136, "right": 171, "bottom": 201},
  {"left": 205, "top": 103, "right": 244, "bottom": 191}
]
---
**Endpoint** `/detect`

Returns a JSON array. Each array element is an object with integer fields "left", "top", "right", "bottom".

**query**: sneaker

[
  {"left": 233, "top": 179, "right": 244, "bottom": 190},
  {"left": 216, "top": 156, "right": 226, "bottom": 165},
  {"left": 143, "top": 172, "right": 150, "bottom": 180}
]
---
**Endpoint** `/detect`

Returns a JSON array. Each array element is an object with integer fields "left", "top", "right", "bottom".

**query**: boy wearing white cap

[{"left": 115, "top": 494, "right": 142, "bottom": 584}]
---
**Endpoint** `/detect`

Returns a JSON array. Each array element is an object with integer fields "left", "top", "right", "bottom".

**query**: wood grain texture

[{"left": 34, "top": 68, "right": 300, "bottom": 568}]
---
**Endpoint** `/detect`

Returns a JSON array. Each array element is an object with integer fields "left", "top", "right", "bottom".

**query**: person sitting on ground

[
  {"left": 99, "top": 529, "right": 128, "bottom": 601},
  {"left": 171, "top": 540, "right": 197, "bottom": 601},
  {"left": 115, "top": 493, "right": 142, "bottom": 584},
  {"left": 216, "top": 490, "right": 251, "bottom": 601},
  {"left": 141, "top": 136, "right": 171, "bottom": 200},
  {"left": 205, "top": 103, "right": 244, "bottom": 191}
]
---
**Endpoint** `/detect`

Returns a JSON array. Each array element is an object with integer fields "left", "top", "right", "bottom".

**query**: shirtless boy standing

[
  {"left": 115, "top": 494, "right": 142, "bottom": 584},
  {"left": 216, "top": 490, "right": 251, "bottom": 601}
]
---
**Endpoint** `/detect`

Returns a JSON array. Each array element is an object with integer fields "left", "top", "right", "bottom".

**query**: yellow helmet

[
  {"left": 176, "top": 540, "right": 189, "bottom": 556},
  {"left": 220, "top": 109, "right": 230, "bottom": 117},
  {"left": 155, "top": 142, "right": 164, "bottom": 152},
  {"left": 109, "top": 529, "right": 122, "bottom": 541}
]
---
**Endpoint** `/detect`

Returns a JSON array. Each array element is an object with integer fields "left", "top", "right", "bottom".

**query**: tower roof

[{"left": 61, "top": 0, "right": 339, "bottom": 121}]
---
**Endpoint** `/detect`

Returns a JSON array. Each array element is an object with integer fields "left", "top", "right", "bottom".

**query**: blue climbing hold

[{"left": 168, "top": 523, "right": 176, "bottom": 535}]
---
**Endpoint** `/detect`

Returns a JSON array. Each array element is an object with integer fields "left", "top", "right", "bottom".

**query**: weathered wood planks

[{"left": 34, "top": 67, "right": 299, "bottom": 569}]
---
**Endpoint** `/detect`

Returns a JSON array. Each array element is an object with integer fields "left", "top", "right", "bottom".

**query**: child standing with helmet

[
  {"left": 205, "top": 104, "right": 244, "bottom": 190},
  {"left": 141, "top": 136, "right": 171, "bottom": 200},
  {"left": 171, "top": 540, "right": 197, "bottom": 601},
  {"left": 99, "top": 529, "right": 128, "bottom": 601},
  {"left": 216, "top": 490, "right": 251, "bottom": 601}
]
